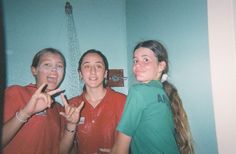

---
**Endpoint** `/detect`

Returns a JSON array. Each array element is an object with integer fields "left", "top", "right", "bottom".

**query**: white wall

[{"left": 208, "top": 0, "right": 236, "bottom": 153}]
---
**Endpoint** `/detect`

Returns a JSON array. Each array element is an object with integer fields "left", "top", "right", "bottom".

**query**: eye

[
  {"left": 83, "top": 64, "right": 90, "bottom": 69},
  {"left": 96, "top": 64, "right": 103, "bottom": 69},
  {"left": 42, "top": 63, "right": 52, "bottom": 68},
  {"left": 133, "top": 59, "right": 138, "bottom": 64},
  {"left": 44, "top": 63, "right": 50, "bottom": 66},
  {"left": 143, "top": 57, "right": 149, "bottom": 63},
  {"left": 56, "top": 64, "right": 64, "bottom": 70}
]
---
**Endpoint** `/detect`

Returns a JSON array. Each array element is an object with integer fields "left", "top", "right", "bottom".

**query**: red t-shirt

[
  {"left": 3, "top": 84, "right": 64, "bottom": 154},
  {"left": 69, "top": 87, "right": 126, "bottom": 154}
]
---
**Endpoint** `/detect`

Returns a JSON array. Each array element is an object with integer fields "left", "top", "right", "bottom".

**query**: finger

[
  {"left": 47, "top": 88, "right": 62, "bottom": 96},
  {"left": 59, "top": 111, "right": 72, "bottom": 120},
  {"left": 36, "top": 93, "right": 48, "bottom": 104},
  {"left": 35, "top": 83, "right": 47, "bottom": 94},
  {"left": 62, "top": 107, "right": 75, "bottom": 121},
  {"left": 60, "top": 93, "right": 69, "bottom": 107},
  {"left": 75, "top": 101, "right": 84, "bottom": 112},
  {"left": 46, "top": 94, "right": 52, "bottom": 108},
  {"left": 59, "top": 112, "right": 67, "bottom": 118},
  {"left": 68, "top": 107, "right": 76, "bottom": 117}
]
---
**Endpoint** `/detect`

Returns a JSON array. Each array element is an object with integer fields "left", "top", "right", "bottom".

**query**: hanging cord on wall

[
  {"left": 65, "top": 1, "right": 72, "bottom": 15},
  {"left": 65, "top": 1, "right": 82, "bottom": 97}
]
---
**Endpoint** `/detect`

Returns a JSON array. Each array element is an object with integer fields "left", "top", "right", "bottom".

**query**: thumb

[{"left": 59, "top": 112, "right": 67, "bottom": 117}]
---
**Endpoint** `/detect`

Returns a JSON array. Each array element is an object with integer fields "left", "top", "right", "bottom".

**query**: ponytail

[{"left": 163, "top": 81, "right": 194, "bottom": 154}]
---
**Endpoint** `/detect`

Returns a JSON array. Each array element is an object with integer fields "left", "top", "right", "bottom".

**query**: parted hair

[{"left": 31, "top": 48, "right": 66, "bottom": 68}]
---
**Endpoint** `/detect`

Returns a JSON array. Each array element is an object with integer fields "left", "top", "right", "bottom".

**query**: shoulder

[
  {"left": 69, "top": 95, "right": 82, "bottom": 101},
  {"left": 127, "top": 83, "right": 158, "bottom": 101},
  {"left": 53, "top": 102, "right": 64, "bottom": 108},
  {"left": 107, "top": 87, "right": 126, "bottom": 99},
  {"left": 105, "top": 88, "right": 126, "bottom": 106},
  {"left": 4, "top": 84, "right": 35, "bottom": 113},
  {"left": 52, "top": 102, "right": 64, "bottom": 112},
  {"left": 129, "top": 83, "right": 149, "bottom": 93},
  {"left": 68, "top": 95, "right": 83, "bottom": 105},
  {"left": 130, "top": 81, "right": 161, "bottom": 93},
  {"left": 5, "top": 85, "right": 23, "bottom": 91},
  {"left": 5, "top": 84, "right": 31, "bottom": 95}
]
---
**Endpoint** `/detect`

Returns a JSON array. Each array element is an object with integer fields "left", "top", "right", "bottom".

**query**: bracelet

[
  {"left": 15, "top": 111, "right": 27, "bottom": 123},
  {"left": 65, "top": 126, "right": 76, "bottom": 133}
]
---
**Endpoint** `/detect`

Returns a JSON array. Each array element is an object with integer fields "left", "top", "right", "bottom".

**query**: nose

[
  {"left": 50, "top": 65, "right": 62, "bottom": 72},
  {"left": 90, "top": 66, "right": 96, "bottom": 74},
  {"left": 134, "top": 61, "right": 142, "bottom": 67},
  {"left": 51, "top": 66, "right": 57, "bottom": 71}
]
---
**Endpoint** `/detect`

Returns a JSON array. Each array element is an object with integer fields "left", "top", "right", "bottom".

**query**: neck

[{"left": 84, "top": 87, "right": 107, "bottom": 107}]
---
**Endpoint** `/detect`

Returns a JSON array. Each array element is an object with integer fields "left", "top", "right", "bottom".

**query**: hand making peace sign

[{"left": 22, "top": 83, "right": 61, "bottom": 117}]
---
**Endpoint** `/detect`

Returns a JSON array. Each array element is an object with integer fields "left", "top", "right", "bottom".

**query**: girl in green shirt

[{"left": 112, "top": 40, "right": 194, "bottom": 154}]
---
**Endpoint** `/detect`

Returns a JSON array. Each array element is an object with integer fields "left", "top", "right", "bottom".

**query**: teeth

[
  {"left": 89, "top": 77, "right": 97, "bottom": 80},
  {"left": 47, "top": 77, "right": 57, "bottom": 83}
]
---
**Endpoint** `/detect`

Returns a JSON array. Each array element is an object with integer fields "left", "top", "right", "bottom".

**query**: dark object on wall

[
  {"left": 65, "top": 1, "right": 72, "bottom": 14},
  {"left": 107, "top": 69, "right": 127, "bottom": 87}
]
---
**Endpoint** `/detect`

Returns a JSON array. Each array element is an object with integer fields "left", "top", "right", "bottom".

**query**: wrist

[
  {"left": 65, "top": 125, "right": 76, "bottom": 133},
  {"left": 66, "top": 122, "right": 77, "bottom": 128},
  {"left": 21, "top": 107, "right": 33, "bottom": 117},
  {"left": 20, "top": 109, "right": 31, "bottom": 118},
  {"left": 15, "top": 110, "right": 31, "bottom": 123}
]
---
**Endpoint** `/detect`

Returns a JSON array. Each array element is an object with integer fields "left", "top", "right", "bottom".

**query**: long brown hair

[{"left": 134, "top": 40, "right": 194, "bottom": 154}]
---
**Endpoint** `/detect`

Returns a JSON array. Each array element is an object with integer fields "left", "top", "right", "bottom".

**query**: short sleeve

[
  {"left": 117, "top": 86, "right": 146, "bottom": 137},
  {"left": 4, "top": 86, "right": 22, "bottom": 122},
  {"left": 114, "top": 94, "right": 126, "bottom": 125}
]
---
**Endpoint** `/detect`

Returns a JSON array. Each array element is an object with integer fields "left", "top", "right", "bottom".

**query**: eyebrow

[
  {"left": 133, "top": 54, "right": 149, "bottom": 58},
  {"left": 82, "top": 61, "right": 104, "bottom": 65}
]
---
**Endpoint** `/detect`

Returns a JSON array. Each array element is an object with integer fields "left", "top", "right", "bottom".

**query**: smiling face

[
  {"left": 133, "top": 47, "right": 166, "bottom": 83},
  {"left": 79, "top": 53, "right": 107, "bottom": 89},
  {"left": 31, "top": 52, "right": 65, "bottom": 91}
]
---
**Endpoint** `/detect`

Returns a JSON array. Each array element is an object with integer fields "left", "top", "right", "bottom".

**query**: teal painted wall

[
  {"left": 3, "top": 0, "right": 128, "bottom": 98},
  {"left": 126, "top": 0, "right": 218, "bottom": 153},
  {"left": 3, "top": 0, "right": 217, "bottom": 153}
]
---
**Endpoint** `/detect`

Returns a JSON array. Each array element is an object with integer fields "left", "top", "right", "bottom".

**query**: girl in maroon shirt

[
  {"left": 63, "top": 49, "right": 126, "bottom": 154},
  {"left": 2, "top": 48, "right": 83, "bottom": 154}
]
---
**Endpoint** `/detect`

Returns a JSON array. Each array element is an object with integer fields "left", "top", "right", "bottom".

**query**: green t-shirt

[{"left": 117, "top": 80, "right": 179, "bottom": 154}]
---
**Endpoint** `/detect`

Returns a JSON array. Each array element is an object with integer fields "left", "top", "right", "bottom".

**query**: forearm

[
  {"left": 59, "top": 123, "right": 77, "bottom": 154},
  {"left": 1, "top": 110, "right": 30, "bottom": 148},
  {"left": 111, "top": 132, "right": 131, "bottom": 154}
]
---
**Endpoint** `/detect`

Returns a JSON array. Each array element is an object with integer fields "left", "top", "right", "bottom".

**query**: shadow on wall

[{"left": 0, "top": 0, "right": 6, "bottom": 153}]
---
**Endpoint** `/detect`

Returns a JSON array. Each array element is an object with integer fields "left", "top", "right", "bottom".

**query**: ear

[
  {"left": 31, "top": 66, "right": 37, "bottom": 76},
  {"left": 79, "top": 71, "right": 83, "bottom": 80},
  {"left": 159, "top": 61, "right": 166, "bottom": 73}
]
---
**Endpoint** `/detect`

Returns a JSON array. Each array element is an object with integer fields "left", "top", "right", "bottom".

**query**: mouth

[
  {"left": 135, "top": 70, "right": 144, "bottom": 75},
  {"left": 47, "top": 76, "right": 57, "bottom": 84},
  {"left": 88, "top": 74, "right": 98, "bottom": 80}
]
